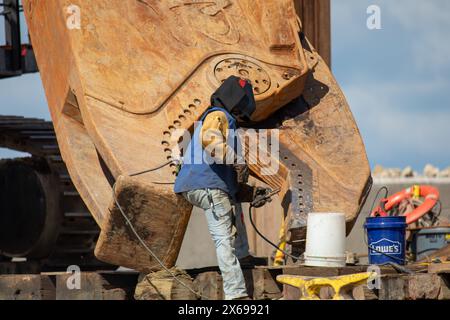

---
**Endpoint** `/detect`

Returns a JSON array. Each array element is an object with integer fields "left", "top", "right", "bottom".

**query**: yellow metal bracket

[{"left": 276, "top": 272, "right": 376, "bottom": 300}]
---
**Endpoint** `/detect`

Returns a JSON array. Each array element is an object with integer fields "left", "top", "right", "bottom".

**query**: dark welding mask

[{"left": 210, "top": 75, "right": 256, "bottom": 121}]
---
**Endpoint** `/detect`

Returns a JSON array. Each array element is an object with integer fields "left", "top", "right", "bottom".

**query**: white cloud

[
  {"left": 383, "top": 0, "right": 450, "bottom": 75},
  {"left": 333, "top": 0, "right": 450, "bottom": 76},
  {"left": 344, "top": 80, "right": 450, "bottom": 169},
  {"left": 332, "top": 0, "right": 369, "bottom": 42},
  {"left": 332, "top": 0, "right": 450, "bottom": 169}
]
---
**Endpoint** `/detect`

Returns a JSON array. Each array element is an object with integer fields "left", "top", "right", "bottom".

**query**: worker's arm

[
  {"left": 200, "top": 110, "right": 230, "bottom": 162},
  {"left": 201, "top": 111, "right": 271, "bottom": 207},
  {"left": 200, "top": 110, "right": 248, "bottom": 165}
]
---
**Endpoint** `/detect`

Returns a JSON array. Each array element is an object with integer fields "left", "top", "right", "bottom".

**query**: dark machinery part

[
  {"left": 0, "top": 158, "right": 60, "bottom": 258},
  {"left": 0, "top": 115, "right": 114, "bottom": 271},
  {"left": 0, "top": 0, "right": 38, "bottom": 78}
]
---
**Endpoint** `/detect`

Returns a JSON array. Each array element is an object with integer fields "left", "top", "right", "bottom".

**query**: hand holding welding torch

[{"left": 251, "top": 187, "right": 280, "bottom": 208}]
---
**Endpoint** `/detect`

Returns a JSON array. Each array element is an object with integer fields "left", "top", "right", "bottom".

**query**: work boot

[{"left": 238, "top": 255, "right": 268, "bottom": 267}]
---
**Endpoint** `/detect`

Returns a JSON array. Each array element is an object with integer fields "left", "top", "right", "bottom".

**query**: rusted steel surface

[
  {"left": 24, "top": 0, "right": 370, "bottom": 271},
  {"left": 95, "top": 176, "right": 192, "bottom": 273}
]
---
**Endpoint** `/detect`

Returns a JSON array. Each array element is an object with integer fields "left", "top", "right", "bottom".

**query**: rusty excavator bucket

[{"left": 23, "top": 0, "right": 371, "bottom": 272}]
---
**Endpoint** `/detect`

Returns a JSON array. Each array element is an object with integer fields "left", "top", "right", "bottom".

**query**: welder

[{"left": 174, "top": 75, "right": 272, "bottom": 300}]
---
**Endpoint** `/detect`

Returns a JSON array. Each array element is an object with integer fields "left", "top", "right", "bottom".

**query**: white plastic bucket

[{"left": 304, "top": 212, "right": 346, "bottom": 267}]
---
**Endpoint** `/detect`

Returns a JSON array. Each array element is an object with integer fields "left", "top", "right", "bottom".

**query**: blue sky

[
  {"left": 332, "top": 0, "right": 450, "bottom": 171},
  {"left": 1, "top": 0, "right": 449, "bottom": 171}
]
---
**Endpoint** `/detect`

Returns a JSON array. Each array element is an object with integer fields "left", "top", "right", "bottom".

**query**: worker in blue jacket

[{"left": 174, "top": 76, "right": 271, "bottom": 300}]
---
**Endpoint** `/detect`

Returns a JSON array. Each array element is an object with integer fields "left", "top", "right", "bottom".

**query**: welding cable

[
  {"left": 369, "top": 186, "right": 389, "bottom": 215},
  {"left": 380, "top": 262, "right": 414, "bottom": 274},
  {"left": 128, "top": 160, "right": 175, "bottom": 185},
  {"left": 248, "top": 205, "right": 303, "bottom": 262},
  {"left": 432, "top": 200, "right": 442, "bottom": 225},
  {"left": 128, "top": 160, "right": 173, "bottom": 177},
  {"left": 365, "top": 186, "right": 409, "bottom": 264},
  {"left": 112, "top": 182, "right": 209, "bottom": 300},
  {"left": 112, "top": 160, "right": 210, "bottom": 300},
  {"left": 363, "top": 227, "right": 414, "bottom": 273},
  {"left": 363, "top": 228, "right": 407, "bottom": 264},
  {"left": 436, "top": 200, "right": 442, "bottom": 216}
]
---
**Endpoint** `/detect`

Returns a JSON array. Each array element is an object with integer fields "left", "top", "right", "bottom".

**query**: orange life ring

[{"left": 371, "top": 185, "right": 439, "bottom": 224}]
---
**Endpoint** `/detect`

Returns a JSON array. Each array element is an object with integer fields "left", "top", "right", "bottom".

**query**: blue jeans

[{"left": 183, "top": 188, "right": 249, "bottom": 300}]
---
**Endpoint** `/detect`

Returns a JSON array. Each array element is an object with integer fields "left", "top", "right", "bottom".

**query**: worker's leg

[
  {"left": 184, "top": 189, "right": 248, "bottom": 300},
  {"left": 233, "top": 203, "right": 250, "bottom": 259}
]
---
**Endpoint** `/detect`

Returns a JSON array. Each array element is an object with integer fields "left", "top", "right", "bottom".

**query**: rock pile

[{"left": 373, "top": 164, "right": 450, "bottom": 178}]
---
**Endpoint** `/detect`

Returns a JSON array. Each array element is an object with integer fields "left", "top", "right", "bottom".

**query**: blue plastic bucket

[{"left": 364, "top": 216, "right": 407, "bottom": 265}]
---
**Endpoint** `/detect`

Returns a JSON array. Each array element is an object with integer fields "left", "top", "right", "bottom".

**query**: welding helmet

[{"left": 210, "top": 75, "right": 256, "bottom": 121}]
